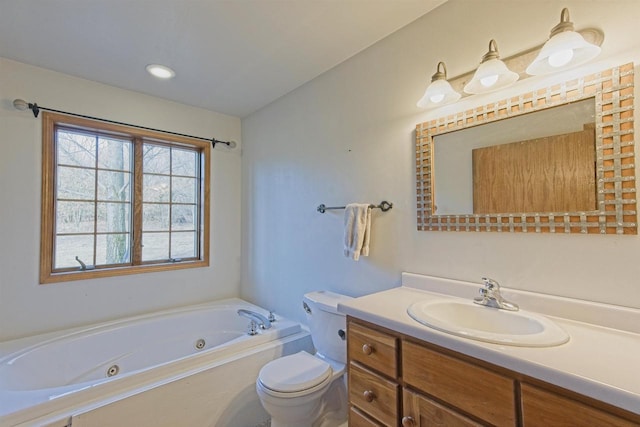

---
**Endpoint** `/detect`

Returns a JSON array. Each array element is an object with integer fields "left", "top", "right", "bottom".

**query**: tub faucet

[
  {"left": 237, "top": 309, "right": 272, "bottom": 329},
  {"left": 474, "top": 277, "right": 519, "bottom": 311}
]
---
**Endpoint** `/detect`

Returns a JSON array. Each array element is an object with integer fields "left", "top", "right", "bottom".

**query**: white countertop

[{"left": 337, "top": 273, "right": 640, "bottom": 415}]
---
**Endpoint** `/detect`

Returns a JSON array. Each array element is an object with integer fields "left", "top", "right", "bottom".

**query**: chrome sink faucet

[
  {"left": 474, "top": 277, "right": 519, "bottom": 311},
  {"left": 237, "top": 309, "right": 272, "bottom": 330}
]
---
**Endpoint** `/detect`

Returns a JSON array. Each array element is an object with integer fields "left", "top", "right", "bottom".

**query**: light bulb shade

[
  {"left": 464, "top": 58, "right": 519, "bottom": 94},
  {"left": 526, "top": 9, "right": 601, "bottom": 75},
  {"left": 417, "top": 79, "right": 461, "bottom": 108},
  {"left": 417, "top": 62, "right": 460, "bottom": 109}
]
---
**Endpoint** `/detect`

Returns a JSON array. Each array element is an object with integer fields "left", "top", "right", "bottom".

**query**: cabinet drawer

[
  {"left": 348, "top": 321, "right": 398, "bottom": 378},
  {"left": 403, "top": 388, "right": 483, "bottom": 427},
  {"left": 521, "top": 383, "right": 640, "bottom": 427},
  {"left": 402, "top": 340, "right": 516, "bottom": 426},
  {"left": 350, "top": 406, "right": 384, "bottom": 427},
  {"left": 349, "top": 362, "right": 399, "bottom": 426}
]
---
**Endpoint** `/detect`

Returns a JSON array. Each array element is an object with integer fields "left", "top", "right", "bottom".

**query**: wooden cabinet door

[
  {"left": 350, "top": 406, "right": 385, "bottom": 427},
  {"left": 520, "top": 383, "right": 640, "bottom": 427},
  {"left": 402, "top": 388, "right": 484, "bottom": 427},
  {"left": 402, "top": 340, "right": 516, "bottom": 426}
]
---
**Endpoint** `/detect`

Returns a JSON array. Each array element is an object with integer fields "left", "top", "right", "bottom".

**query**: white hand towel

[{"left": 344, "top": 203, "right": 372, "bottom": 261}]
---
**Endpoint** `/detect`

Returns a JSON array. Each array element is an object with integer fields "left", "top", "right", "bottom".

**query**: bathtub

[{"left": 0, "top": 298, "right": 313, "bottom": 427}]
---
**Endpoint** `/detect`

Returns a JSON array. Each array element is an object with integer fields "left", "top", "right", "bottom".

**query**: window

[{"left": 40, "top": 112, "right": 210, "bottom": 283}]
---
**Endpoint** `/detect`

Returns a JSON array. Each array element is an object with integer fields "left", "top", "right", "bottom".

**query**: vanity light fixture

[
  {"left": 146, "top": 64, "right": 176, "bottom": 79},
  {"left": 464, "top": 40, "right": 519, "bottom": 95},
  {"left": 526, "top": 8, "right": 601, "bottom": 75},
  {"left": 417, "top": 62, "right": 461, "bottom": 109}
]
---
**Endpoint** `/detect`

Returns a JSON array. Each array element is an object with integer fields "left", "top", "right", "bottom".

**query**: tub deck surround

[
  {"left": 337, "top": 273, "right": 640, "bottom": 415},
  {"left": 0, "top": 298, "right": 311, "bottom": 426}
]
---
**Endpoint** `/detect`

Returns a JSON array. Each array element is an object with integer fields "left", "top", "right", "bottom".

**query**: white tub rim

[{"left": 0, "top": 297, "right": 253, "bottom": 362}]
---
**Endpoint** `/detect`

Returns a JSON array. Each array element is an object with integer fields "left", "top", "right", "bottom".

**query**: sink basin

[{"left": 407, "top": 299, "right": 569, "bottom": 347}]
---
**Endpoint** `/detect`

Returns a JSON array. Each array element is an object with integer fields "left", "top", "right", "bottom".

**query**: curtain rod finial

[
  {"left": 12, "top": 99, "right": 29, "bottom": 111},
  {"left": 211, "top": 138, "right": 237, "bottom": 149},
  {"left": 12, "top": 99, "right": 39, "bottom": 117}
]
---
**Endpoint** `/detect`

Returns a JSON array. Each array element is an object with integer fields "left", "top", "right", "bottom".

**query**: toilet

[{"left": 256, "top": 291, "right": 352, "bottom": 427}]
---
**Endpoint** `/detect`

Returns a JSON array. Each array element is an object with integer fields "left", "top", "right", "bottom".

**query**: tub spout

[{"left": 237, "top": 309, "right": 272, "bottom": 330}]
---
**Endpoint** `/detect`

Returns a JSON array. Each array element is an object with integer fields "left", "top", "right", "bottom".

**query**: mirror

[
  {"left": 433, "top": 99, "right": 596, "bottom": 215},
  {"left": 416, "top": 63, "right": 636, "bottom": 234}
]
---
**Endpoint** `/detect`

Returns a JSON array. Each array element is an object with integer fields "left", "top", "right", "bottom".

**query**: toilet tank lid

[{"left": 303, "top": 291, "right": 353, "bottom": 314}]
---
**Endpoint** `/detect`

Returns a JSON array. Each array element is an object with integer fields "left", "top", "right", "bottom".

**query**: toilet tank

[{"left": 303, "top": 291, "right": 353, "bottom": 363}]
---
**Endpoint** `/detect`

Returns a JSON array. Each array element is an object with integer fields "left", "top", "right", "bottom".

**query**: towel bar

[{"left": 317, "top": 200, "right": 393, "bottom": 214}]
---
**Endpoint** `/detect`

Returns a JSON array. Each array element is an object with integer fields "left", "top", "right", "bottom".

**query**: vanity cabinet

[
  {"left": 520, "top": 383, "right": 639, "bottom": 427},
  {"left": 347, "top": 317, "right": 640, "bottom": 427},
  {"left": 402, "top": 340, "right": 516, "bottom": 426}
]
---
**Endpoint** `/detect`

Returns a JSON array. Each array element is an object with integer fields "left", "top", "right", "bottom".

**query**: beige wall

[
  {"left": 3, "top": 0, "right": 640, "bottom": 342},
  {"left": 241, "top": 0, "right": 640, "bottom": 325},
  {"left": 0, "top": 57, "right": 242, "bottom": 341}
]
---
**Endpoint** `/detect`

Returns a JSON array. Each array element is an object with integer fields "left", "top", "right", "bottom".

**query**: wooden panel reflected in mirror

[
  {"left": 416, "top": 63, "right": 636, "bottom": 234},
  {"left": 472, "top": 123, "right": 596, "bottom": 214}
]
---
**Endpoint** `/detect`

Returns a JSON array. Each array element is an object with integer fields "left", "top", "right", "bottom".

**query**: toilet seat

[{"left": 258, "top": 351, "right": 332, "bottom": 395}]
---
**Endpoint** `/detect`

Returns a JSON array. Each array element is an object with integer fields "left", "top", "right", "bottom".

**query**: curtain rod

[{"left": 12, "top": 99, "right": 236, "bottom": 149}]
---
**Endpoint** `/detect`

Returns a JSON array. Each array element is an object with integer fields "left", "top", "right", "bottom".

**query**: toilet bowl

[{"left": 256, "top": 291, "right": 352, "bottom": 427}]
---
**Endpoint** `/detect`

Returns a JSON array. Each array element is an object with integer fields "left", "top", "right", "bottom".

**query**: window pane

[
  {"left": 97, "top": 203, "right": 130, "bottom": 233},
  {"left": 98, "top": 170, "right": 131, "bottom": 201},
  {"left": 171, "top": 177, "right": 197, "bottom": 203},
  {"left": 143, "top": 203, "right": 170, "bottom": 231},
  {"left": 98, "top": 137, "right": 131, "bottom": 171},
  {"left": 172, "top": 149, "right": 197, "bottom": 177},
  {"left": 96, "top": 234, "right": 130, "bottom": 265},
  {"left": 142, "top": 232, "right": 169, "bottom": 261},
  {"left": 57, "top": 166, "right": 95, "bottom": 200},
  {"left": 143, "top": 174, "right": 170, "bottom": 202},
  {"left": 171, "top": 232, "right": 196, "bottom": 259},
  {"left": 55, "top": 234, "right": 94, "bottom": 269},
  {"left": 171, "top": 205, "right": 196, "bottom": 231},
  {"left": 57, "top": 130, "right": 96, "bottom": 168},
  {"left": 56, "top": 201, "right": 95, "bottom": 234},
  {"left": 143, "top": 145, "right": 170, "bottom": 174}
]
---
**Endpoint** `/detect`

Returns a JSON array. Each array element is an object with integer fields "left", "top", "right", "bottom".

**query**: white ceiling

[{"left": 0, "top": 0, "right": 446, "bottom": 118}]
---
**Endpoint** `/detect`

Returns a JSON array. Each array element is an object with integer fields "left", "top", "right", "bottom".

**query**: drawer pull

[
  {"left": 401, "top": 416, "right": 416, "bottom": 427},
  {"left": 362, "top": 343, "right": 374, "bottom": 355},
  {"left": 363, "top": 390, "right": 376, "bottom": 402}
]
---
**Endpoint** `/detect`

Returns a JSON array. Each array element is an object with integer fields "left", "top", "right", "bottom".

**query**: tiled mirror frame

[{"left": 416, "top": 63, "right": 636, "bottom": 234}]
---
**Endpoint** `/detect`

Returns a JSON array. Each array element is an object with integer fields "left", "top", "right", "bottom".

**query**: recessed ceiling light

[{"left": 146, "top": 64, "right": 176, "bottom": 79}]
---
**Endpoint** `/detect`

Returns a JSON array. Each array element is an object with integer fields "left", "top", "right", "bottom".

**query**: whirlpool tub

[{"left": 0, "top": 298, "right": 312, "bottom": 427}]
